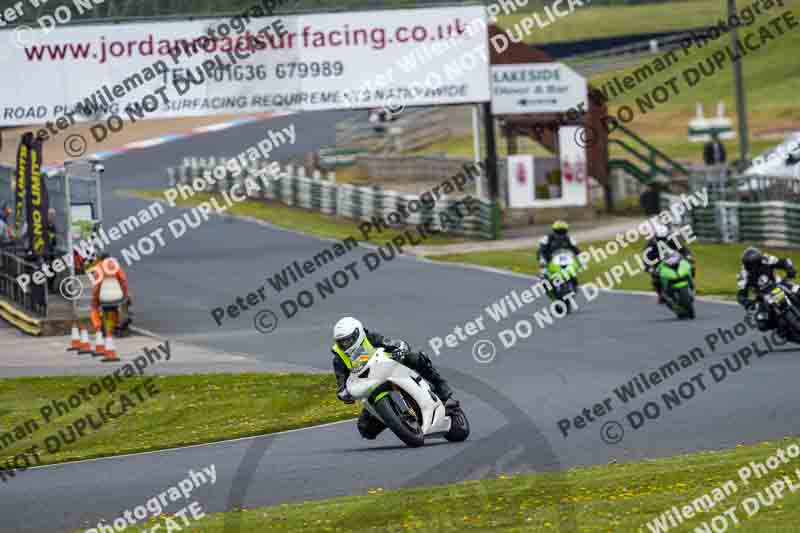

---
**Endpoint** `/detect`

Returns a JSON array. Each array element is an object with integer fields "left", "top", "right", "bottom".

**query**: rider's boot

[
  {"left": 651, "top": 273, "right": 665, "bottom": 304},
  {"left": 414, "top": 352, "right": 454, "bottom": 402}
]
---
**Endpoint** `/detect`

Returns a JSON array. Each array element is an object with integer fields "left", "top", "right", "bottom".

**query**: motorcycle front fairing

[
  {"left": 659, "top": 256, "right": 692, "bottom": 289},
  {"left": 346, "top": 347, "right": 451, "bottom": 436}
]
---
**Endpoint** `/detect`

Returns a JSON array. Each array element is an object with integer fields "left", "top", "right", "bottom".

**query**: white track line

[
  {"left": 414, "top": 255, "right": 740, "bottom": 307},
  {"left": 17, "top": 419, "right": 355, "bottom": 474}
]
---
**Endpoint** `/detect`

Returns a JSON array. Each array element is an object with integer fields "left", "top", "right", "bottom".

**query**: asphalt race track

[{"left": 3, "top": 111, "right": 800, "bottom": 533}]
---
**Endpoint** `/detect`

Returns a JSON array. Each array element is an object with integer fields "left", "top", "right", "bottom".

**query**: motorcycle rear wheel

[
  {"left": 780, "top": 309, "right": 800, "bottom": 343},
  {"left": 444, "top": 406, "right": 470, "bottom": 442}
]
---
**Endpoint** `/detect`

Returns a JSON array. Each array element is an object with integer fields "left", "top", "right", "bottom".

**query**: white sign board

[
  {"left": 506, "top": 128, "right": 588, "bottom": 208},
  {"left": 0, "top": 6, "right": 490, "bottom": 126},
  {"left": 507, "top": 155, "right": 535, "bottom": 208},
  {"left": 491, "top": 63, "right": 587, "bottom": 115},
  {"left": 557, "top": 126, "right": 588, "bottom": 207}
]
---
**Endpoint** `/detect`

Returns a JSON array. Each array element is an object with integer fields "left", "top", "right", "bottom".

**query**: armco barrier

[
  {"left": 168, "top": 158, "right": 494, "bottom": 239},
  {"left": 661, "top": 193, "right": 800, "bottom": 249}
]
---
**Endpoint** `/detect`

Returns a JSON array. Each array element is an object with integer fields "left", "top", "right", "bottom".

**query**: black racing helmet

[{"left": 741, "top": 247, "right": 763, "bottom": 271}]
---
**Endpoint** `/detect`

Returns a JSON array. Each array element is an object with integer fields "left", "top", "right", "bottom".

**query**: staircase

[{"left": 608, "top": 121, "right": 690, "bottom": 185}]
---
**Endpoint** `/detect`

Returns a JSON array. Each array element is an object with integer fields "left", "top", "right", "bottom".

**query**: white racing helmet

[
  {"left": 333, "top": 316, "right": 366, "bottom": 357},
  {"left": 654, "top": 223, "right": 670, "bottom": 239}
]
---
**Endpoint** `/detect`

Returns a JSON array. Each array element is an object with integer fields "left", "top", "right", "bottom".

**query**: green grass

[
  {"left": 413, "top": 2, "right": 800, "bottom": 165},
  {"left": 408, "top": 131, "right": 780, "bottom": 165},
  {"left": 126, "top": 190, "right": 465, "bottom": 246},
  {"left": 586, "top": 0, "right": 800, "bottom": 163},
  {"left": 434, "top": 239, "right": 800, "bottom": 298},
  {"left": 409, "top": 127, "right": 554, "bottom": 158},
  {"left": 0, "top": 373, "right": 358, "bottom": 469},
  {"left": 498, "top": 0, "right": 732, "bottom": 44},
  {"left": 107, "top": 435, "right": 800, "bottom": 532},
  {"left": 429, "top": 0, "right": 800, "bottom": 167}
]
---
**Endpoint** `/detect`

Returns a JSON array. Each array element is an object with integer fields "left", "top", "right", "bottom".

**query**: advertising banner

[
  {"left": 27, "top": 136, "right": 48, "bottom": 258},
  {"left": 0, "top": 6, "right": 490, "bottom": 126},
  {"left": 15, "top": 133, "right": 32, "bottom": 242}
]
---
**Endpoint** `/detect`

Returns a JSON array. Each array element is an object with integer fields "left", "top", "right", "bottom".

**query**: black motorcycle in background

[{"left": 753, "top": 274, "right": 800, "bottom": 343}]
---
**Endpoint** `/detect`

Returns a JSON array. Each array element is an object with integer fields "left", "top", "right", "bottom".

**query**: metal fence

[
  {"left": 169, "top": 157, "right": 494, "bottom": 238},
  {"left": 0, "top": 251, "right": 49, "bottom": 317},
  {"left": 689, "top": 172, "right": 800, "bottom": 203},
  {"left": 662, "top": 173, "right": 800, "bottom": 248},
  {"left": 5, "top": 0, "right": 485, "bottom": 24},
  {"left": 3, "top": 0, "right": 694, "bottom": 26}
]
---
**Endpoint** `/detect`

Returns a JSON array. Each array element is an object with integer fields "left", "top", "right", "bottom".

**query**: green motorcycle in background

[
  {"left": 657, "top": 252, "right": 696, "bottom": 320},
  {"left": 545, "top": 249, "right": 580, "bottom": 313}
]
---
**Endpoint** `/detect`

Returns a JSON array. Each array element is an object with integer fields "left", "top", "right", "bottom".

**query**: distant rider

[
  {"left": 537, "top": 220, "right": 581, "bottom": 270},
  {"left": 331, "top": 317, "right": 455, "bottom": 440},
  {"left": 737, "top": 247, "right": 799, "bottom": 331},
  {"left": 643, "top": 224, "right": 694, "bottom": 304}
]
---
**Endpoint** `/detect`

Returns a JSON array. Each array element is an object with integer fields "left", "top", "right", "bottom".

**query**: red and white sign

[
  {"left": 507, "top": 155, "right": 535, "bottom": 207},
  {"left": 558, "top": 126, "right": 588, "bottom": 206}
]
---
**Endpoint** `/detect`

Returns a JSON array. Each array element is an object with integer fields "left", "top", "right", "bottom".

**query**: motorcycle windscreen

[
  {"left": 677, "top": 260, "right": 692, "bottom": 278},
  {"left": 659, "top": 265, "right": 679, "bottom": 281},
  {"left": 549, "top": 250, "right": 578, "bottom": 277},
  {"left": 349, "top": 342, "right": 375, "bottom": 372}
]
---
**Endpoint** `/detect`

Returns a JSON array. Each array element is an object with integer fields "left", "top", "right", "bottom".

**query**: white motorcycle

[{"left": 345, "top": 346, "right": 470, "bottom": 447}]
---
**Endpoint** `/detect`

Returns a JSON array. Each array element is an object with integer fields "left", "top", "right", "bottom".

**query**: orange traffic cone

[
  {"left": 101, "top": 327, "right": 119, "bottom": 362},
  {"left": 66, "top": 322, "right": 81, "bottom": 352},
  {"left": 92, "top": 331, "right": 106, "bottom": 357},
  {"left": 78, "top": 326, "right": 92, "bottom": 355}
]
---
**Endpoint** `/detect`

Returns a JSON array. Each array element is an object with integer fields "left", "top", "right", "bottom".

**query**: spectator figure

[
  {"left": 0, "top": 206, "right": 13, "bottom": 248},
  {"left": 46, "top": 207, "right": 58, "bottom": 252},
  {"left": 369, "top": 108, "right": 388, "bottom": 134},
  {"left": 639, "top": 183, "right": 661, "bottom": 216},
  {"left": 45, "top": 208, "right": 59, "bottom": 292},
  {"left": 703, "top": 132, "right": 727, "bottom": 166}
]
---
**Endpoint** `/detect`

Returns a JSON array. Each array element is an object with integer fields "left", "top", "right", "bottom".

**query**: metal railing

[
  {"left": 0, "top": 249, "right": 49, "bottom": 317},
  {"left": 689, "top": 172, "right": 800, "bottom": 203}
]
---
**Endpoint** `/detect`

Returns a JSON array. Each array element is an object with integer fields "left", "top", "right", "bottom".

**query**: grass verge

[
  {"left": 433, "top": 240, "right": 800, "bottom": 298},
  {"left": 584, "top": 0, "right": 800, "bottom": 163},
  {"left": 126, "top": 190, "right": 465, "bottom": 246},
  {"left": 0, "top": 373, "right": 358, "bottom": 470},
  {"left": 110, "top": 435, "right": 800, "bottom": 532},
  {"left": 498, "top": 0, "right": 734, "bottom": 44}
]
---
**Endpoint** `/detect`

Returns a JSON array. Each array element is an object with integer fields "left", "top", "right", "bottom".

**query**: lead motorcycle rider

[
  {"left": 537, "top": 220, "right": 581, "bottom": 270},
  {"left": 737, "top": 247, "right": 800, "bottom": 332},
  {"left": 331, "top": 317, "right": 457, "bottom": 440}
]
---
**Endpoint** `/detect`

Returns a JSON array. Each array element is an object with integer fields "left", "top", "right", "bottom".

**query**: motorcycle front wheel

[
  {"left": 374, "top": 391, "right": 425, "bottom": 448},
  {"left": 677, "top": 286, "right": 695, "bottom": 320}
]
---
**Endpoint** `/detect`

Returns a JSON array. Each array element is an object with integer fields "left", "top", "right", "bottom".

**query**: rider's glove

[
  {"left": 787, "top": 268, "right": 797, "bottom": 279},
  {"left": 337, "top": 389, "right": 355, "bottom": 404},
  {"left": 390, "top": 348, "right": 410, "bottom": 363}
]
